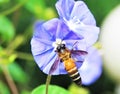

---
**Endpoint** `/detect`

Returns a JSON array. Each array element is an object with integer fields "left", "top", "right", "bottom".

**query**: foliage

[
  {"left": 0, "top": 16, "right": 15, "bottom": 42},
  {"left": 31, "top": 84, "right": 71, "bottom": 94},
  {"left": 0, "top": 81, "right": 10, "bottom": 94},
  {"left": 8, "top": 62, "right": 29, "bottom": 84},
  {"left": 69, "top": 84, "right": 90, "bottom": 94}
]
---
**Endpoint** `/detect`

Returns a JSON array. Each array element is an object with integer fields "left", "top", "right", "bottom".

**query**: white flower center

[
  {"left": 63, "top": 16, "right": 84, "bottom": 31},
  {"left": 52, "top": 38, "right": 66, "bottom": 51}
]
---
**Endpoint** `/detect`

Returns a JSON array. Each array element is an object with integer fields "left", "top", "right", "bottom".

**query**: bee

[{"left": 49, "top": 41, "right": 87, "bottom": 85}]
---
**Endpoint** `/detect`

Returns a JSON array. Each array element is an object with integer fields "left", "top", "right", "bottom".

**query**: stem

[
  {"left": 1, "top": 65, "right": 19, "bottom": 94},
  {"left": 45, "top": 75, "right": 52, "bottom": 94},
  {"left": 15, "top": 51, "right": 34, "bottom": 61}
]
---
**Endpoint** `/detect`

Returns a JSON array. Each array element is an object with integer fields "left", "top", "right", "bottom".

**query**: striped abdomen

[
  {"left": 63, "top": 58, "right": 82, "bottom": 85},
  {"left": 68, "top": 66, "right": 81, "bottom": 85}
]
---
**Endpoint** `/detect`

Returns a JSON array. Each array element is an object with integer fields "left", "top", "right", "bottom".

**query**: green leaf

[
  {"left": 31, "top": 84, "right": 71, "bottom": 94},
  {"left": 0, "top": 0, "right": 10, "bottom": 5},
  {"left": 20, "top": 90, "right": 31, "bottom": 94},
  {"left": 8, "top": 62, "right": 28, "bottom": 84},
  {"left": 0, "top": 81, "right": 10, "bottom": 94},
  {"left": 0, "top": 16, "right": 15, "bottom": 42},
  {"left": 68, "top": 84, "right": 90, "bottom": 94}
]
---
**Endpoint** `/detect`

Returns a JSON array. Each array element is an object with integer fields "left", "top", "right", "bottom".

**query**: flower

[
  {"left": 31, "top": 0, "right": 102, "bottom": 85},
  {"left": 56, "top": 0, "right": 99, "bottom": 47},
  {"left": 31, "top": 19, "right": 86, "bottom": 75}
]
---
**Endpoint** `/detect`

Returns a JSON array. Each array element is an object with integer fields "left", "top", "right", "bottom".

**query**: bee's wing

[
  {"left": 71, "top": 50, "right": 88, "bottom": 63},
  {"left": 49, "top": 57, "right": 60, "bottom": 74}
]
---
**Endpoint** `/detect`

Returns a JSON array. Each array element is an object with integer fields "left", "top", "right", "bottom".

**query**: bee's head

[
  {"left": 56, "top": 44, "right": 66, "bottom": 52},
  {"left": 52, "top": 39, "right": 66, "bottom": 53}
]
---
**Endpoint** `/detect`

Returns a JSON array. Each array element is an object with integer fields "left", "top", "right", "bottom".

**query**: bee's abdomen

[
  {"left": 68, "top": 67, "right": 82, "bottom": 85},
  {"left": 63, "top": 58, "right": 82, "bottom": 85}
]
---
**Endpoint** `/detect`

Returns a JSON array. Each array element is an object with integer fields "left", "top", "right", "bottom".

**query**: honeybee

[{"left": 49, "top": 41, "right": 87, "bottom": 85}]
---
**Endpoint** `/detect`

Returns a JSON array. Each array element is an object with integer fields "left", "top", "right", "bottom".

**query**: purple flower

[
  {"left": 31, "top": 0, "right": 102, "bottom": 85},
  {"left": 31, "top": 19, "right": 86, "bottom": 75},
  {"left": 56, "top": 0, "right": 99, "bottom": 47}
]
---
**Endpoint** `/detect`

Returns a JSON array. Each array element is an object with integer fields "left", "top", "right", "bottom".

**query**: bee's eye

[
  {"left": 61, "top": 44, "right": 65, "bottom": 49},
  {"left": 56, "top": 46, "right": 61, "bottom": 52},
  {"left": 56, "top": 44, "right": 66, "bottom": 52}
]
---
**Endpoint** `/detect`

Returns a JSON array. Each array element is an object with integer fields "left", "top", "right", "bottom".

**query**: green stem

[
  {"left": 0, "top": 0, "right": 28, "bottom": 16},
  {"left": 46, "top": 75, "right": 52, "bottom": 94},
  {"left": 15, "top": 51, "right": 34, "bottom": 61}
]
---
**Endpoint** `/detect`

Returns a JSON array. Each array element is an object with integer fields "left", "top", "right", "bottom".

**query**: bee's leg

[
  {"left": 71, "top": 41, "right": 79, "bottom": 49},
  {"left": 60, "top": 59, "right": 63, "bottom": 62},
  {"left": 69, "top": 54, "right": 71, "bottom": 58}
]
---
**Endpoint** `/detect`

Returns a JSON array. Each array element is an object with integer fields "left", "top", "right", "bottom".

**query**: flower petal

[
  {"left": 63, "top": 29, "right": 83, "bottom": 40},
  {"left": 79, "top": 47, "right": 102, "bottom": 85},
  {"left": 31, "top": 38, "right": 53, "bottom": 55},
  {"left": 43, "top": 18, "right": 60, "bottom": 40},
  {"left": 56, "top": 0, "right": 96, "bottom": 25},
  {"left": 70, "top": 24, "right": 100, "bottom": 47},
  {"left": 43, "top": 19, "right": 69, "bottom": 40},
  {"left": 51, "top": 20, "right": 83, "bottom": 40},
  {"left": 33, "top": 49, "right": 56, "bottom": 74},
  {"left": 31, "top": 20, "right": 55, "bottom": 55},
  {"left": 33, "top": 21, "right": 52, "bottom": 40},
  {"left": 70, "top": 1, "right": 96, "bottom": 25},
  {"left": 55, "top": 0, "right": 74, "bottom": 20}
]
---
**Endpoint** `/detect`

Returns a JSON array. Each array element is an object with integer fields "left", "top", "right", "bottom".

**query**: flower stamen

[{"left": 52, "top": 38, "right": 66, "bottom": 51}]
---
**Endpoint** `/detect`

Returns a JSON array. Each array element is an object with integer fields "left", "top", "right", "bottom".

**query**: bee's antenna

[{"left": 72, "top": 41, "right": 79, "bottom": 49}]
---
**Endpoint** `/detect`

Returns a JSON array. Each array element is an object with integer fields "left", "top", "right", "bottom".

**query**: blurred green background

[{"left": 0, "top": 0, "right": 120, "bottom": 94}]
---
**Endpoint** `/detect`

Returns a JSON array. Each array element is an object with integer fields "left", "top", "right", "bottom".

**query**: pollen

[{"left": 52, "top": 38, "right": 66, "bottom": 50}]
